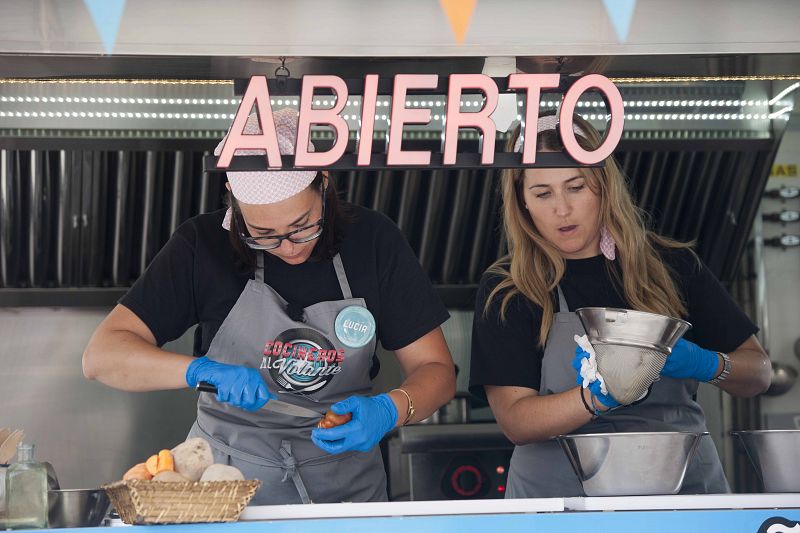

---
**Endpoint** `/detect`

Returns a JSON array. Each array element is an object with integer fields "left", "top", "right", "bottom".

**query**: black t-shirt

[
  {"left": 469, "top": 248, "right": 758, "bottom": 398},
  {"left": 120, "top": 205, "right": 449, "bottom": 356}
]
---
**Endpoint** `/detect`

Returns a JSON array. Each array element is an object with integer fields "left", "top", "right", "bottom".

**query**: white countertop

[{"left": 239, "top": 494, "right": 800, "bottom": 521}]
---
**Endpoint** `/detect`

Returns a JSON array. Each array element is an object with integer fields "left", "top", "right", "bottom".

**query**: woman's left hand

[
  {"left": 311, "top": 394, "right": 398, "bottom": 454},
  {"left": 661, "top": 338, "right": 720, "bottom": 381}
]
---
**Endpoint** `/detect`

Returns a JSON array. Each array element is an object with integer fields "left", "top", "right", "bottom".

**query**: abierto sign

[{"left": 213, "top": 73, "right": 624, "bottom": 172}]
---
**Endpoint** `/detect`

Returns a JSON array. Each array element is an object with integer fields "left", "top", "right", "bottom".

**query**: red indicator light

[
  {"left": 497, "top": 485, "right": 505, "bottom": 492},
  {"left": 496, "top": 466, "right": 505, "bottom": 475}
]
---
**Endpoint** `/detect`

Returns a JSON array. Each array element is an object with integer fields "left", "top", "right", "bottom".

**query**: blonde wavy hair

[{"left": 485, "top": 112, "right": 694, "bottom": 346}]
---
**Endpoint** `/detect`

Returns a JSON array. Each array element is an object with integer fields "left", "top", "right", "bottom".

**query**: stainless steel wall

[{"left": 0, "top": 307, "right": 198, "bottom": 489}]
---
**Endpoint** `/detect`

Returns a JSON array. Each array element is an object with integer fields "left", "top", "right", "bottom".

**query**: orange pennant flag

[{"left": 440, "top": 0, "right": 478, "bottom": 44}]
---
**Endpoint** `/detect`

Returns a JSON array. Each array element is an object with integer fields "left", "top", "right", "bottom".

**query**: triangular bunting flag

[
  {"left": 602, "top": 0, "right": 637, "bottom": 43},
  {"left": 440, "top": 0, "right": 478, "bottom": 44},
  {"left": 83, "top": 0, "right": 127, "bottom": 54}
]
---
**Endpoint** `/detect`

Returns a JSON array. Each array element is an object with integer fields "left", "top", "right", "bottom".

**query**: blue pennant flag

[
  {"left": 83, "top": 0, "right": 127, "bottom": 54},
  {"left": 602, "top": 0, "right": 637, "bottom": 43}
]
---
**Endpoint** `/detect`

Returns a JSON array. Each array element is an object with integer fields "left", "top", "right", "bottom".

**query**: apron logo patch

[
  {"left": 261, "top": 328, "right": 342, "bottom": 395},
  {"left": 334, "top": 305, "right": 376, "bottom": 348}
]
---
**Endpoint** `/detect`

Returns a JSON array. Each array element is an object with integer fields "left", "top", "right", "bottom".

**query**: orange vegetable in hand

[
  {"left": 317, "top": 410, "right": 352, "bottom": 429},
  {"left": 123, "top": 463, "right": 153, "bottom": 481},
  {"left": 145, "top": 449, "right": 175, "bottom": 476}
]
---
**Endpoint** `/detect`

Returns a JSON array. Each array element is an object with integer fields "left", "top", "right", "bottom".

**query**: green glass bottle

[{"left": 6, "top": 443, "right": 48, "bottom": 530}]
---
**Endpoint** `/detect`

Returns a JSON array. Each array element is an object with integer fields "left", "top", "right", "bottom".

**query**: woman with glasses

[{"left": 83, "top": 108, "right": 456, "bottom": 504}]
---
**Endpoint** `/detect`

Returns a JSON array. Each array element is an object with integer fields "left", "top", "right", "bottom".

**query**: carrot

[
  {"left": 145, "top": 454, "right": 159, "bottom": 477},
  {"left": 317, "top": 411, "right": 352, "bottom": 429},
  {"left": 156, "top": 449, "right": 174, "bottom": 474}
]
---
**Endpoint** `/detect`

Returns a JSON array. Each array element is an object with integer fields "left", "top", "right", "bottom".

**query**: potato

[
  {"left": 123, "top": 463, "right": 152, "bottom": 481},
  {"left": 153, "top": 470, "right": 190, "bottom": 482},
  {"left": 200, "top": 464, "right": 245, "bottom": 482},
  {"left": 171, "top": 438, "right": 214, "bottom": 481}
]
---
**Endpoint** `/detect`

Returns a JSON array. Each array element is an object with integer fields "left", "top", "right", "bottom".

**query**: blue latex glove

[
  {"left": 661, "top": 338, "right": 720, "bottom": 382},
  {"left": 186, "top": 356, "right": 275, "bottom": 412},
  {"left": 311, "top": 394, "right": 398, "bottom": 454},
  {"left": 572, "top": 346, "right": 621, "bottom": 409}
]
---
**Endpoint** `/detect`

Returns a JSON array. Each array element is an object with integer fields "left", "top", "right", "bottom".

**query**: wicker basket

[{"left": 102, "top": 479, "right": 261, "bottom": 524}]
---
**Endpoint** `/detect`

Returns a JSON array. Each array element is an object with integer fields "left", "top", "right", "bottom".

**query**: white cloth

[{"left": 574, "top": 334, "right": 608, "bottom": 395}]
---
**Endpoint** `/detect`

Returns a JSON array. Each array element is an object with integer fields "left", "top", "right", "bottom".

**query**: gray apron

[
  {"left": 187, "top": 252, "right": 387, "bottom": 505},
  {"left": 505, "top": 285, "right": 730, "bottom": 498}
]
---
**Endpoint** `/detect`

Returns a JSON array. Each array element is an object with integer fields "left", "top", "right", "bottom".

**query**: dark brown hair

[{"left": 226, "top": 173, "right": 354, "bottom": 273}]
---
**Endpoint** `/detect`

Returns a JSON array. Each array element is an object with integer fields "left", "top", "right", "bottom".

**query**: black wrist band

[{"left": 579, "top": 388, "right": 598, "bottom": 419}]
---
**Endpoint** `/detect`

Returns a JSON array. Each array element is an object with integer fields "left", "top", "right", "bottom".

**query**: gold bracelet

[{"left": 390, "top": 388, "right": 415, "bottom": 425}]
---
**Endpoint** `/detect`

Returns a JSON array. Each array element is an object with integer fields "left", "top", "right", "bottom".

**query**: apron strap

[
  {"left": 278, "top": 440, "right": 313, "bottom": 504},
  {"left": 255, "top": 252, "right": 265, "bottom": 283},
  {"left": 556, "top": 284, "right": 569, "bottom": 313},
  {"left": 332, "top": 254, "right": 353, "bottom": 300}
]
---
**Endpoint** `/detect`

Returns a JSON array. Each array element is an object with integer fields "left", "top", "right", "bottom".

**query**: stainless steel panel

[
  {"left": 198, "top": 151, "right": 211, "bottom": 215},
  {"left": 0, "top": 150, "right": 10, "bottom": 287},
  {"left": 0, "top": 308, "right": 199, "bottom": 489},
  {"left": 418, "top": 171, "right": 447, "bottom": 278},
  {"left": 28, "top": 150, "right": 42, "bottom": 287},
  {"left": 169, "top": 151, "right": 184, "bottom": 235},
  {"left": 139, "top": 151, "right": 156, "bottom": 274},
  {"left": 467, "top": 174, "right": 494, "bottom": 283},
  {"left": 56, "top": 151, "right": 68, "bottom": 287},
  {"left": 371, "top": 171, "right": 393, "bottom": 214},
  {"left": 69, "top": 152, "right": 84, "bottom": 286},
  {"left": 112, "top": 151, "right": 129, "bottom": 286},
  {"left": 343, "top": 171, "right": 358, "bottom": 205},
  {"left": 395, "top": 170, "right": 421, "bottom": 237},
  {"left": 441, "top": 170, "right": 471, "bottom": 284}
]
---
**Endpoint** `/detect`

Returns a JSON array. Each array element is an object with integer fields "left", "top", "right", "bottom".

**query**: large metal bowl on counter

[
  {"left": 731, "top": 430, "right": 800, "bottom": 492},
  {"left": 557, "top": 431, "right": 706, "bottom": 496},
  {"left": 48, "top": 488, "right": 110, "bottom": 528}
]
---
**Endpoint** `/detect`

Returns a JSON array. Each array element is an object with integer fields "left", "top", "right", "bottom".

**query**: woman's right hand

[{"left": 186, "top": 357, "right": 274, "bottom": 411}]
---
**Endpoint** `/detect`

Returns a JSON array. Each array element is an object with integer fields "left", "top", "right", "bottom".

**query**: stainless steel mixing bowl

[
  {"left": 557, "top": 431, "right": 706, "bottom": 496},
  {"left": 575, "top": 307, "right": 691, "bottom": 352},
  {"left": 732, "top": 430, "right": 800, "bottom": 492},
  {"left": 48, "top": 488, "right": 110, "bottom": 528}
]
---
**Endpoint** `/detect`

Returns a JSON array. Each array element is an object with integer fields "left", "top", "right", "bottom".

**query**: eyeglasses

[{"left": 236, "top": 185, "right": 327, "bottom": 251}]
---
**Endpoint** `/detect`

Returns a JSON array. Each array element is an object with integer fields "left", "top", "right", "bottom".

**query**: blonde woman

[{"left": 469, "top": 111, "right": 771, "bottom": 497}]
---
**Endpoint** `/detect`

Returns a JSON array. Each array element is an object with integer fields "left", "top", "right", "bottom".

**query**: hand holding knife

[
  {"left": 186, "top": 356, "right": 323, "bottom": 419},
  {"left": 196, "top": 382, "right": 323, "bottom": 419}
]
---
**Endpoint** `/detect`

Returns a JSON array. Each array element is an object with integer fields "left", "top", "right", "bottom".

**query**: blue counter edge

[{"left": 26, "top": 508, "right": 800, "bottom": 533}]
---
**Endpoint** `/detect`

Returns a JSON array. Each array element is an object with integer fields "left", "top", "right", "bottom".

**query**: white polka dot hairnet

[{"left": 216, "top": 107, "right": 317, "bottom": 230}]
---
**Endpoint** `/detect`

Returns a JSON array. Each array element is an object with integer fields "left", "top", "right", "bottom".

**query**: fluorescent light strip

[
  {"left": 0, "top": 96, "right": 773, "bottom": 110},
  {"left": 0, "top": 109, "right": 778, "bottom": 122},
  {"left": 768, "top": 106, "right": 794, "bottom": 119},
  {"left": 0, "top": 96, "right": 243, "bottom": 105},
  {"left": 768, "top": 82, "right": 800, "bottom": 106},
  {"left": 0, "top": 110, "right": 237, "bottom": 119}
]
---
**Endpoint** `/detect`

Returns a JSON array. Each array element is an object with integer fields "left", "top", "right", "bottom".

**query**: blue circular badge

[{"left": 334, "top": 305, "right": 376, "bottom": 348}]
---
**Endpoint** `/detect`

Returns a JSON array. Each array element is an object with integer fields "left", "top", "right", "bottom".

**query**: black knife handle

[{"left": 196, "top": 382, "right": 218, "bottom": 393}]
